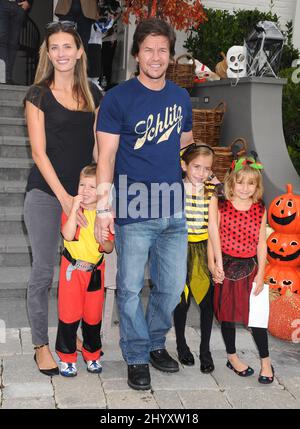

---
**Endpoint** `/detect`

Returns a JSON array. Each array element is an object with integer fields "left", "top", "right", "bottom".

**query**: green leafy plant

[
  {"left": 184, "top": 8, "right": 299, "bottom": 71},
  {"left": 279, "top": 67, "right": 300, "bottom": 176}
]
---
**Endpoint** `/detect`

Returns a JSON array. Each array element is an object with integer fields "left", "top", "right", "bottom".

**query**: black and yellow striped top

[{"left": 185, "top": 183, "right": 216, "bottom": 243}]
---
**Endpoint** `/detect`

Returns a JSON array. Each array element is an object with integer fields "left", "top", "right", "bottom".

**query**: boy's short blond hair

[
  {"left": 224, "top": 165, "right": 264, "bottom": 203},
  {"left": 80, "top": 163, "right": 97, "bottom": 178}
]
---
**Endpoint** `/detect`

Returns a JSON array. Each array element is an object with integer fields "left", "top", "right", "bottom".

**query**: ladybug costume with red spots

[
  {"left": 211, "top": 154, "right": 274, "bottom": 383},
  {"left": 214, "top": 199, "right": 265, "bottom": 325}
]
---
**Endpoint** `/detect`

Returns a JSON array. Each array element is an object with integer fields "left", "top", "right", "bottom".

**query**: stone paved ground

[{"left": 0, "top": 324, "right": 299, "bottom": 409}]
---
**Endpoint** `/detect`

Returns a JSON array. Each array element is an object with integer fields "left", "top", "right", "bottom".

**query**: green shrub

[
  {"left": 184, "top": 8, "right": 299, "bottom": 71},
  {"left": 279, "top": 67, "right": 300, "bottom": 176}
]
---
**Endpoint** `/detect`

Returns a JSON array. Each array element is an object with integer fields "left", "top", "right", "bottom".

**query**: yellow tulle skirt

[{"left": 182, "top": 240, "right": 210, "bottom": 305}]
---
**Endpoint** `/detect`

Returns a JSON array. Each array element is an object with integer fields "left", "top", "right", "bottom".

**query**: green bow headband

[{"left": 230, "top": 156, "right": 264, "bottom": 173}]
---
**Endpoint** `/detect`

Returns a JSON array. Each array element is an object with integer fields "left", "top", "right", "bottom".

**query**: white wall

[
  {"left": 293, "top": 0, "right": 300, "bottom": 49},
  {"left": 201, "top": 0, "right": 297, "bottom": 28}
]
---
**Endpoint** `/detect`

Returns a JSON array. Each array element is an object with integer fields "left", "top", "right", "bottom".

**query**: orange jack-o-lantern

[
  {"left": 268, "top": 184, "right": 300, "bottom": 234},
  {"left": 267, "top": 232, "right": 300, "bottom": 267},
  {"left": 268, "top": 292, "right": 300, "bottom": 341},
  {"left": 265, "top": 264, "right": 300, "bottom": 295}
]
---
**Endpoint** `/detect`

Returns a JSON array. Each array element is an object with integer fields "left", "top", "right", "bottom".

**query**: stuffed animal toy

[
  {"left": 215, "top": 52, "right": 228, "bottom": 79},
  {"left": 189, "top": 58, "right": 220, "bottom": 82}
]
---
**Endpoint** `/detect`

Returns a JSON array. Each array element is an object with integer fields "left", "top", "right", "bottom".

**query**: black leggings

[
  {"left": 174, "top": 281, "right": 214, "bottom": 364},
  {"left": 221, "top": 322, "right": 269, "bottom": 359}
]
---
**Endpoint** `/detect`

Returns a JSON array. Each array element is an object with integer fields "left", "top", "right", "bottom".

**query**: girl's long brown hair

[{"left": 34, "top": 21, "right": 95, "bottom": 112}]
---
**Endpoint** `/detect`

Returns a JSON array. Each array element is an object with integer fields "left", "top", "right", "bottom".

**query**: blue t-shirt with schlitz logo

[{"left": 96, "top": 77, "right": 193, "bottom": 225}]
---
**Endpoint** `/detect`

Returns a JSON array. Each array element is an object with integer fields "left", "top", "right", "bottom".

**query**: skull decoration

[{"left": 226, "top": 46, "right": 247, "bottom": 78}]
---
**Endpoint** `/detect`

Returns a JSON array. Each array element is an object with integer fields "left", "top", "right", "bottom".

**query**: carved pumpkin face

[
  {"left": 267, "top": 232, "right": 300, "bottom": 267},
  {"left": 268, "top": 184, "right": 300, "bottom": 234},
  {"left": 265, "top": 264, "right": 300, "bottom": 295}
]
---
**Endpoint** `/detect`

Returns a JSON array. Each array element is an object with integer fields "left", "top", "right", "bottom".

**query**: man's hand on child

[
  {"left": 101, "top": 230, "right": 109, "bottom": 241},
  {"left": 95, "top": 212, "right": 114, "bottom": 245}
]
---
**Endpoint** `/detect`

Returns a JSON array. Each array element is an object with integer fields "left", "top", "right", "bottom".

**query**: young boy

[{"left": 55, "top": 164, "right": 114, "bottom": 377}]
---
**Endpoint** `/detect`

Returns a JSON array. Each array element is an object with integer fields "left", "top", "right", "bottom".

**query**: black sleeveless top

[{"left": 25, "top": 82, "right": 102, "bottom": 197}]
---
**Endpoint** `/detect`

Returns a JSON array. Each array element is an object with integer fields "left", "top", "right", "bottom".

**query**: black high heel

[
  {"left": 226, "top": 360, "right": 254, "bottom": 377},
  {"left": 258, "top": 365, "right": 274, "bottom": 384},
  {"left": 33, "top": 344, "right": 59, "bottom": 377}
]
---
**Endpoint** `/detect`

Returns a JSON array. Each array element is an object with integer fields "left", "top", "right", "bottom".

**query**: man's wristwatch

[{"left": 96, "top": 208, "right": 112, "bottom": 216}]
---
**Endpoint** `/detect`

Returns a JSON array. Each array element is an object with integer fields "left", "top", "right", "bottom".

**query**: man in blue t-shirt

[{"left": 95, "top": 18, "right": 193, "bottom": 391}]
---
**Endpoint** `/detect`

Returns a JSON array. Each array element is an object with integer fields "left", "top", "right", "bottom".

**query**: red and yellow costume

[{"left": 55, "top": 210, "right": 114, "bottom": 363}]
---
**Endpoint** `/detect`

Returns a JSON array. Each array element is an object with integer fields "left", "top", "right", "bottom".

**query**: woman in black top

[{"left": 24, "top": 21, "right": 102, "bottom": 376}]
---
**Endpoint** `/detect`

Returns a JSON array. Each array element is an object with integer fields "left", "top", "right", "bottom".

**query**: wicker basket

[
  {"left": 166, "top": 54, "right": 195, "bottom": 89},
  {"left": 212, "top": 137, "right": 248, "bottom": 182},
  {"left": 192, "top": 101, "right": 226, "bottom": 147}
]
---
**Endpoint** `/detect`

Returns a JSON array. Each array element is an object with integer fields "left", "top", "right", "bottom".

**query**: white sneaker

[
  {"left": 86, "top": 359, "right": 102, "bottom": 374},
  {"left": 59, "top": 361, "right": 77, "bottom": 377}
]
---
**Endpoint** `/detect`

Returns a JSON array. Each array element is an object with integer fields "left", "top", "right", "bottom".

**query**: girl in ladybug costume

[{"left": 209, "top": 154, "right": 274, "bottom": 384}]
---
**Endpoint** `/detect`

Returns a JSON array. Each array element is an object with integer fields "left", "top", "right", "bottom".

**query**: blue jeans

[{"left": 115, "top": 214, "right": 188, "bottom": 365}]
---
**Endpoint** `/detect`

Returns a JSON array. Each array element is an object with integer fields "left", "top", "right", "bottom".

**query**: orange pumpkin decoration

[
  {"left": 267, "top": 232, "right": 300, "bottom": 267},
  {"left": 268, "top": 291, "right": 300, "bottom": 340},
  {"left": 268, "top": 184, "right": 300, "bottom": 234},
  {"left": 265, "top": 264, "right": 300, "bottom": 295}
]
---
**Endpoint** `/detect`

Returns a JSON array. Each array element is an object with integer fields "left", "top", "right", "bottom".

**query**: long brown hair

[{"left": 34, "top": 21, "right": 95, "bottom": 112}]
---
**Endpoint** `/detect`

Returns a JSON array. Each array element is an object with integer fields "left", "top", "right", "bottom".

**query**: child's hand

[
  {"left": 253, "top": 276, "right": 265, "bottom": 295},
  {"left": 213, "top": 265, "right": 224, "bottom": 284},
  {"left": 72, "top": 195, "right": 83, "bottom": 212},
  {"left": 208, "top": 262, "right": 215, "bottom": 275}
]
